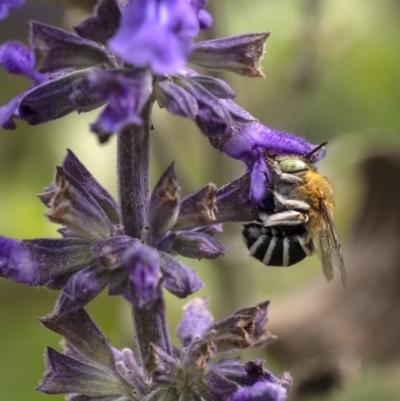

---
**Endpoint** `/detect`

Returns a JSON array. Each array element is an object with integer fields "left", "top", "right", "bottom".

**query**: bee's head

[{"left": 275, "top": 142, "right": 328, "bottom": 175}]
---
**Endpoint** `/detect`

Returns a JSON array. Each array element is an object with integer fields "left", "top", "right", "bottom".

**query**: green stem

[{"left": 117, "top": 102, "right": 172, "bottom": 362}]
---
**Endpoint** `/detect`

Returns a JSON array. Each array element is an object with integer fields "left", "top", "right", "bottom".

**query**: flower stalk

[{"left": 117, "top": 101, "right": 172, "bottom": 362}]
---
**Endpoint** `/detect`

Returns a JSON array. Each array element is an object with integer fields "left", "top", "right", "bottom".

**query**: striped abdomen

[{"left": 242, "top": 223, "right": 314, "bottom": 267}]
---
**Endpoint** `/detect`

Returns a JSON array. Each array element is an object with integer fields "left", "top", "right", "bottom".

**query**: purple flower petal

[
  {"left": 251, "top": 301, "right": 275, "bottom": 347},
  {"left": 0, "top": 0, "right": 24, "bottom": 21},
  {"left": 244, "top": 360, "right": 282, "bottom": 387},
  {"left": 188, "top": 74, "right": 236, "bottom": 100},
  {"left": 91, "top": 236, "right": 136, "bottom": 270},
  {"left": 176, "top": 298, "right": 213, "bottom": 347},
  {"left": 210, "top": 306, "right": 260, "bottom": 352},
  {"left": 147, "top": 344, "right": 178, "bottom": 383},
  {"left": 222, "top": 119, "right": 322, "bottom": 168},
  {"left": 175, "top": 74, "right": 232, "bottom": 147},
  {"left": 197, "top": 8, "right": 212, "bottom": 29},
  {"left": 174, "top": 183, "right": 217, "bottom": 230},
  {"left": 38, "top": 308, "right": 115, "bottom": 366},
  {"left": 155, "top": 79, "right": 198, "bottom": 119},
  {"left": 148, "top": 162, "right": 181, "bottom": 240},
  {"left": 203, "top": 372, "right": 239, "bottom": 400},
  {"left": 123, "top": 242, "right": 162, "bottom": 307},
  {"left": 0, "top": 93, "right": 22, "bottom": 129},
  {"left": 187, "top": 0, "right": 212, "bottom": 29},
  {"left": 62, "top": 150, "right": 120, "bottom": 225},
  {"left": 107, "top": 270, "right": 128, "bottom": 296},
  {"left": 0, "top": 41, "right": 44, "bottom": 82},
  {"left": 73, "top": 69, "right": 152, "bottom": 141},
  {"left": 108, "top": 0, "right": 199, "bottom": 74},
  {"left": 191, "top": 33, "right": 270, "bottom": 77},
  {"left": 30, "top": 21, "right": 113, "bottom": 72},
  {"left": 159, "top": 252, "right": 203, "bottom": 298},
  {"left": 0, "top": 236, "right": 38, "bottom": 284},
  {"left": 227, "top": 381, "right": 287, "bottom": 401},
  {"left": 214, "top": 174, "right": 257, "bottom": 223},
  {"left": 56, "top": 266, "right": 112, "bottom": 314},
  {"left": 25, "top": 237, "right": 93, "bottom": 287},
  {"left": 18, "top": 68, "right": 102, "bottom": 125},
  {"left": 172, "top": 231, "right": 226, "bottom": 259},
  {"left": 45, "top": 166, "right": 115, "bottom": 241},
  {"left": 74, "top": 0, "right": 122, "bottom": 45},
  {"left": 250, "top": 153, "right": 270, "bottom": 207},
  {"left": 37, "top": 348, "right": 121, "bottom": 396}
]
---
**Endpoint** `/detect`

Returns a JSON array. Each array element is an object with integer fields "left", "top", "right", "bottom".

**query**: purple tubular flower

[
  {"left": 37, "top": 309, "right": 124, "bottom": 396},
  {"left": 108, "top": 0, "right": 199, "bottom": 74},
  {"left": 0, "top": 237, "right": 38, "bottom": 284},
  {"left": 228, "top": 381, "right": 287, "bottom": 401},
  {"left": 0, "top": 94, "right": 22, "bottom": 129},
  {"left": 172, "top": 231, "right": 226, "bottom": 259},
  {"left": 218, "top": 102, "right": 326, "bottom": 205},
  {"left": 30, "top": 21, "right": 114, "bottom": 72},
  {"left": 0, "top": 41, "right": 46, "bottom": 128},
  {"left": 0, "top": 0, "right": 24, "bottom": 20},
  {"left": 60, "top": 149, "right": 120, "bottom": 225},
  {"left": 177, "top": 298, "right": 213, "bottom": 347},
  {"left": 188, "top": 0, "right": 212, "bottom": 29},
  {"left": 122, "top": 242, "right": 162, "bottom": 307},
  {"left": 74, "top": 0, "right": 122, "bottom": 45},
  {"left": 26, "top": 238, "right": 93, "bottom": 288},
  {"left": 56, "top": 265, "right": 113, "bottom": 314},
  {"left": 159, "top": 252, "right": 203, "bottom": 298},
  {"left": 147, "top": 162, "right": 181, "bottom": 241},
  {"left": 191, "top": 33, "right": 270, "bottom": 77},
  {"left": 0, "top": 41, "right": 43, "bottom": 81},
  {"left": 72, "top": 69, "right": 153, "bottom": 142}
]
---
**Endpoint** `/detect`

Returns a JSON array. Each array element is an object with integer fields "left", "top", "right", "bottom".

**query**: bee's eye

[{"left": 279, "top": 159, "right": 309, "bottom": 173}]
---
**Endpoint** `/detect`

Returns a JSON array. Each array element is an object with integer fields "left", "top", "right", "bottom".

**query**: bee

[{"left": 242, "top": 143, "right": 346, "bottom": 288}]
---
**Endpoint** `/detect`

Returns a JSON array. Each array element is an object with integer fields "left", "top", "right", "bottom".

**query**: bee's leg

[
  {"left": 279, "top": 172, "right": 303, "bottom": 183},
  {"left": 259, "top": 210, "right": 309, "bottom": 227},
  {"left": 271, "top": 189, "right": 311, "bottom": 213}
]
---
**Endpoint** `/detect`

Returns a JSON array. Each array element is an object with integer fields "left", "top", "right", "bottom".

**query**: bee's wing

[{"left": 318, "top": 199, "right": 347, "bottom": 288}]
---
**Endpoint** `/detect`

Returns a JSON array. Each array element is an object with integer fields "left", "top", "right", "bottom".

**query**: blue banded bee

[{"left": 243, "top": 143, "right": 346, "bottom": 288}]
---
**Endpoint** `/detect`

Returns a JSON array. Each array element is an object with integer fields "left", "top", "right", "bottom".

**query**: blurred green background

[{"left": 1, "top": 0, "right": 400, "bottom": 400}]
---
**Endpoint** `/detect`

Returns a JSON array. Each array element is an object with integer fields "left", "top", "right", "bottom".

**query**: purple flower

[
  {"left": 37, "top": 309, "right": 138, "bottom": 397},
  {"left": 0, "top": 237, "right": 38, "bottom": 284},
  {"left": 190, "top": 33, "right": 270, "bottom": 77},
  {"left": 174, "top": 298, "right": 290, "bottom": 400},
  {"left": 218, "top": 101, "right": 326, "bottom": 206},
  {"left": 37, "top": 298, "right": 289, "bottom": 400},
  {"left": 123, "top": 242, "right": 162, "bottom": 307},
  {"left": 0, "top": 0, "right": 272, "bottom": 143},
  {"left": 228, "top": 381, "right": 287, "bottom": 401},
  {"left": 0, "top": 24, "right": 111, "bottom": 130},
  {"left": 0, "top": 41, "right": 46, "bottom": 128},
  {"left": 108, "top": 0, "right": 199, "bottom": 75},
  {"left": 0, "top": 151, "right": 231, "bottom": 312},
  {"left": 0, "top": 41, "right": 42, "bottom": 81},
  {"left": 72, "top": 69, "right": 153, "bottom": 143},
  {"left": 0, "top": 0, "right": 24, "bottom": 20},
  {"left": 188, "top": 0, "right": 212, "bottom": 29}
]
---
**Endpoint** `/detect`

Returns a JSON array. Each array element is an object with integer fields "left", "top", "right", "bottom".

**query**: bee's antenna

[{"left": 305, "top": 142, "right": 328, "bottom": 161}]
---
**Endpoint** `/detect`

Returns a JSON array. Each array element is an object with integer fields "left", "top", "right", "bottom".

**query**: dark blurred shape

[{"left": 268, "top": 151, "right": 400, "bottom": 399}]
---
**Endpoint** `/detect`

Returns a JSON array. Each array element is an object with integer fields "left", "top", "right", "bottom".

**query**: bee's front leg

[{"left": 259, "top": 210, "right": 309, "bottom": 227}]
